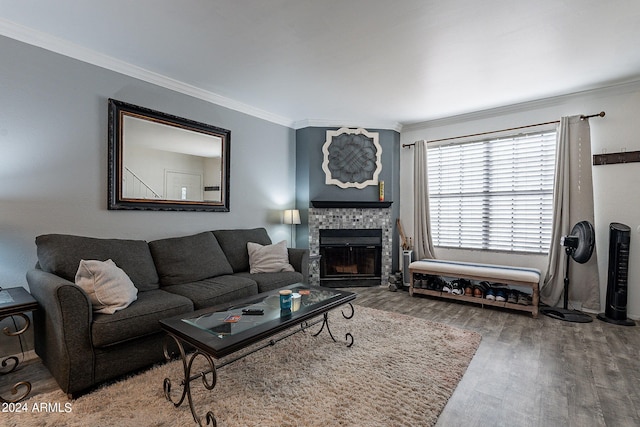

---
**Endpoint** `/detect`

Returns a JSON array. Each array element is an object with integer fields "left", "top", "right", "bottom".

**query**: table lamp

[{"left": 283, "top": 209, "right": 301, "bottom": 247}]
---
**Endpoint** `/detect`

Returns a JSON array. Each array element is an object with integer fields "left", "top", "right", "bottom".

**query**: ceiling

[{"left": 2, "top": 0, "right": 640, "bottom": 130}]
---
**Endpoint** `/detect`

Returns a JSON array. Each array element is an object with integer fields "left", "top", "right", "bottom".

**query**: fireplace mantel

[{"left": 310, "top": 200, "right": 392, "bottom": 209}]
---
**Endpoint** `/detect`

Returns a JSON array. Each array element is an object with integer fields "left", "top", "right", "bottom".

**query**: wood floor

[
  {"left": 353, "top": 286, "right": 640, "bottom": 427},
  {"left": 2, "top": 285, "right": 639, "bottom": 426}
]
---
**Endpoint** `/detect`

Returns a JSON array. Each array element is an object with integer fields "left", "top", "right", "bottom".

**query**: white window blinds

[{"left": 427, "top": 130, "right": 557, "bottom": 254}]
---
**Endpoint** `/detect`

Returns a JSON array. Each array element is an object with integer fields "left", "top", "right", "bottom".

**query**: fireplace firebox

[{"left": 319, "top": 229, "right": 382, "bottom": 287}]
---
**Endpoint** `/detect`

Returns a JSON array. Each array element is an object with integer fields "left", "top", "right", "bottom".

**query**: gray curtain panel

[
  {"left": 413, "top": 140, "right": 436, "bottom": 260},
  {"left": 541, "top": 116, "right": 600, "bottom": 311}
]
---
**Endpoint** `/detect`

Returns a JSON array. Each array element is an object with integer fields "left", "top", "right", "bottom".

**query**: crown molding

[
  {"left": 293, "top": 118, "right": 402, "bottom": 133},
  {"left": 0, "top": 18, "right": 296, "bottom": 128},
  {"left": 6, "top": 17, "right": 637, "bottom": 134},
  {"left": 0, "top": 18, "right": 402, "bottom": 132}
]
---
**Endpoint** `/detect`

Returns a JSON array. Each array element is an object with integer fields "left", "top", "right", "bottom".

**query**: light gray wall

[
  {"left": 0, "top": 35, "right": 297, "bottom": 292},
  {"left": 401, "top": 81, "right": 640, "bottom": 319}
]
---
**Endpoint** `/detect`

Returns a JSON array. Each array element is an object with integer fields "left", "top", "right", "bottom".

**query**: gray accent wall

[
  {"left": 296, "top": 127, "right": 401, "bottom": 272},
  {"left": 0, "top": 35, "right": 297, "bottom": 290}
]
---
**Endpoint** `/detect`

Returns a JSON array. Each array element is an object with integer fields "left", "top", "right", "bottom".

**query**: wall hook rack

[{"left": 593, "top": 150, "right": 640, "bottom": 166}]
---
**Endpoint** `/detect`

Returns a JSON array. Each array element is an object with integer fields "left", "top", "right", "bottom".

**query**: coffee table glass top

[{"left": 182, "top": 285, "right": 345, "bottom": 340}]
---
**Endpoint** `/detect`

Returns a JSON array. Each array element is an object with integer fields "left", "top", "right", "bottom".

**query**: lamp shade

[{"left": 283, "top": 209, "right": 301, "bottom": 225}]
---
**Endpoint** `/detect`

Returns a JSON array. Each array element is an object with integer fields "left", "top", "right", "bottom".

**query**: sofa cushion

[
  {"left": 247, "top": 240, "right": 295, "bottom": 273},
  {"left": 91, "top": 289, "right": 193, "bottom": 348},
  {"left": 213, "top": 228, "right": 272, "bottom": 273},
  {"left": 75, "top": 259, "right": 138, "bottom": 314},
  {"left": 234, "top": 271, "right": 304, "bottom": 293},
  {"left": 163, "top": 275, "right": 258, "bottom": 310},
  {"left": 36, "top": 234, "right": 160, "bottom": 291},
  {"left": 149, "top": 232, "right": 234, "bottom": 286}
]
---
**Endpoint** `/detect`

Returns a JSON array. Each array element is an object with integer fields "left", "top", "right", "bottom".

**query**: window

[{"left": 427, "top": 130, "right": 556, "bottom": 254}]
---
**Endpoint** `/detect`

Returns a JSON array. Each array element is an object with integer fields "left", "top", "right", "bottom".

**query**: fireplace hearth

[{"left": 319, "top": 229, "right": 382, "bottom": 287}]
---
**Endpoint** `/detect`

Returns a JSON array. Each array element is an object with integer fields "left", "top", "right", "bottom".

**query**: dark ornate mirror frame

[{"left": 108, "top": 99, "right": 231, "bottom": 212}]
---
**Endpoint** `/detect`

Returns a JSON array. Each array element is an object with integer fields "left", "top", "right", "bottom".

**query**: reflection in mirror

[
  {"left": 108, "top": 99, "right": 230, "bottom": 211},
  {"left": 123, "top": 116, "right": 223, "bottom": 202}
]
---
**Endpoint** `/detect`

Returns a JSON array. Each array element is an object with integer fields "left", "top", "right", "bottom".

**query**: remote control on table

[{"left": 242, "top": 308, "right": 264, "bottom": 315}]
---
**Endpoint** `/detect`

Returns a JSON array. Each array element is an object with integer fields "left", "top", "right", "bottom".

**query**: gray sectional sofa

[{"left": 26, "top": 228, "right": 308, "bottom": 396}]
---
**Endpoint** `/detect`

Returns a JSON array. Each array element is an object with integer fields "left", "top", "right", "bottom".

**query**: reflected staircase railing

[{"left": 123, "top": 167, "right": 161, "bottom": 199}]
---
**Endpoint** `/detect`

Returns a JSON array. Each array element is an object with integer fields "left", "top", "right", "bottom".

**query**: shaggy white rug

[{"left": 5, "top": 305, "right": 481, "bottom": 427}]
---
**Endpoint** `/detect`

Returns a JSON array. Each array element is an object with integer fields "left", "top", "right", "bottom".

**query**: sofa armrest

[
  {"left": 288, "top": 248, "right": 309, "bottom": 283},
  {"left": 26, "top": 269, "right": 95, "bottom": 395}
]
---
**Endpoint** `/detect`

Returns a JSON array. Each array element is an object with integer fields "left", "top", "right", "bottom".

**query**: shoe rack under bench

[
  {"left": 409, "top": 287, "right": 538, "bottom": 317},
  {"left": 408, "top": 261, "right": 540, "bottom": 318}
]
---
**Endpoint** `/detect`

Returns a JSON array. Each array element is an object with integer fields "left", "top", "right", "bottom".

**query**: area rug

[{"left": 6, "top": 305, "right": 481, "bottom": 427}]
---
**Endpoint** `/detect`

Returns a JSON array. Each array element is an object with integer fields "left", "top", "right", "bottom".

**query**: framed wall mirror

[{"left": 108, "top": 99, "right": 230, "bottom": 211}]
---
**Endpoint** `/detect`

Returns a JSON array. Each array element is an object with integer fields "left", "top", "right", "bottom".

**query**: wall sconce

[{"left": 283, "top": 209, "right": 301, "bottom": 247}]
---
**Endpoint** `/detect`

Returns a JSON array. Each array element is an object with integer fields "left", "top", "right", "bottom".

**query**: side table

[{"left": 0, "top": 287, "right": 38, "bottom": 403}]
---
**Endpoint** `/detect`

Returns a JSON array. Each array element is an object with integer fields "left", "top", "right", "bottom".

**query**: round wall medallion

[{"left": 322, "top": 127, "right": 381, "bottom": 189}]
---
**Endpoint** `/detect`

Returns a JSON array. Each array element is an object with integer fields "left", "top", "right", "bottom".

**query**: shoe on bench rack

[
  {"left": 442, "top": 280, "right": 452, "bottom": 293},
  {"left": 450, "top": 279, "right": 463, "bottom": 295},
  {"left": 412, "top": 274, "right": 422, "bottom": 288},
  {"left": 450, "top": 279, "right": 471, "bottom": 295},
  {"left": 507, "top": 290, "right": 519, "bottom": 304},
  {"left": 517, "top": 293, "right": 532, "bottom": 305},
  {"left": 427, "top": 275, "right": 446, "bottom": 291},
  {"left": 473, "top": 281, "right": 489, "bottom": 298}
]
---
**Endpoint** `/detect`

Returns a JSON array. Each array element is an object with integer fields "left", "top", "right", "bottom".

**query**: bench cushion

[{"left": 409, "top": 259, "right": 541, "bottom": 285}]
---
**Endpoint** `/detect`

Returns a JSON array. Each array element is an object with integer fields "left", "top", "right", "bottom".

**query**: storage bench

[{"left": 409, "top": 259, "right": 540, "bottom": 317}]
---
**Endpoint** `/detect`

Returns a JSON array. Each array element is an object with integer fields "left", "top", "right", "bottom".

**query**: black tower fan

[
  {"left": 597, "top": 223, "right": 635, "bottom": 326},
  {"left": 541, "top": 220, "right": 595, "bottom": 323}
]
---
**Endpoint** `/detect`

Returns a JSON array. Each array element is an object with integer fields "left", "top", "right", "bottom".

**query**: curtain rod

[{"left": 402, "top": 111, "right": 605, "bottom": 148}]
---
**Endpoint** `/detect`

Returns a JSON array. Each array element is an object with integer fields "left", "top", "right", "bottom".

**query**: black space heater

[{"left": 597, "top": 223, "right": 635, "bottom": 326}]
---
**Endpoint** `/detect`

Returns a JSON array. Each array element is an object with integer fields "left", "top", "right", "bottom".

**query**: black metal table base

[
  {"left": 0, "top": 313, "right": 33, "bottom": 403},
  {"left": 305, "top": 302, "right": 354, "bottom": 347},
  {"left": 162, "top": 304, "right": 354, "bottom": 426}
]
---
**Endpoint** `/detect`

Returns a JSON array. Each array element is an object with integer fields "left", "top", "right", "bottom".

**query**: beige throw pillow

[
  {"left": 247, "top": 240, "right": 295, "bottom": 274},
  {"left": 75, "top": 259, "right": 138, "bottom": 314}
]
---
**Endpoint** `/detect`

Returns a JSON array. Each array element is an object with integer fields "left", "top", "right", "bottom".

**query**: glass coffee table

[{"left": 159, "top": 284, "right": 356, "bottom": 426}]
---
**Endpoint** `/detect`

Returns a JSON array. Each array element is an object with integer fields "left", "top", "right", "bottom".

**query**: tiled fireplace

[{"left": 308, "top": 202, "right": 392, "bottom": 286}]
